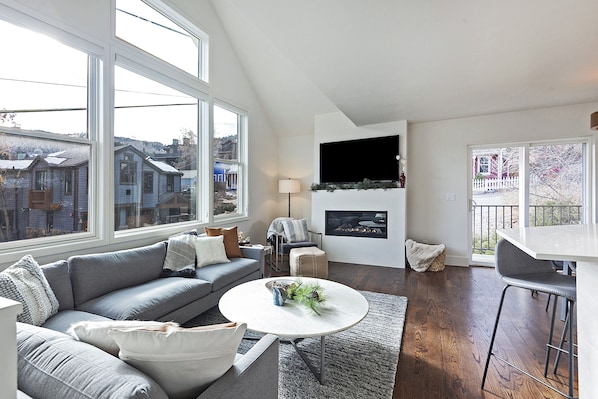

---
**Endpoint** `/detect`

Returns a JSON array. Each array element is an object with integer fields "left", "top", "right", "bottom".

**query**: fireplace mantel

[{"left": 311, "top": 189, "right": 406, "bottom": 268}]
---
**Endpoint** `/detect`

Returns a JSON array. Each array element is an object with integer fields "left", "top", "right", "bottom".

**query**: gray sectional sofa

[{"left": 14, "top": 240, "right": 279, "bottom": 399}]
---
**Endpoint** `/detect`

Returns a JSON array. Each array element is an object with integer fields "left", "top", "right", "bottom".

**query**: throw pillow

[
  {"left": 204, "top": 226, "right": 243, "bottom": 258},
  {"left": 193, "top": 235, "right": 230, "bottom": 267},
  {"left": 161, "top": 233, "right": 197, "bottom": 278},
  {"left": 68, "top": 320, "right": 180, "bottom": 356},
  {"left": 108, "top": 322, "right": 247, "bottom": 399},
  {"left": 0, "top": 255, "right": 59, "bottom": 326},
  {"left": 281, "top": 218, "right": 310, "bottom": 243}
]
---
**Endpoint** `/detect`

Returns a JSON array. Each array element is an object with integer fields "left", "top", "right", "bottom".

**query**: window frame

[
  {"left": 0, "top": 7, "right": 102, "bottom": 257},
  {"left": 212, "top": 101, "right": 249, "bottom": 222},
  {"left": 0, "top": 1, "right": 251, "bottom": 263}
]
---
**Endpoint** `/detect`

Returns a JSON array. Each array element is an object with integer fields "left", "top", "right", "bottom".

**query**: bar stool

[{"left": 481, "top": 239, "right": 577, "bottom": 399}]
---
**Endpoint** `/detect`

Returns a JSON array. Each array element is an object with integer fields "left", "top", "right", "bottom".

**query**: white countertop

[{"left": 497, "top": 224, "right": 598, "bottom": 262}]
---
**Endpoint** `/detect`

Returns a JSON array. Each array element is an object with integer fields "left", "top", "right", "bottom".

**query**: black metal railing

[{"left": 472, "top": 204, "right": 582, "bottom": 255}]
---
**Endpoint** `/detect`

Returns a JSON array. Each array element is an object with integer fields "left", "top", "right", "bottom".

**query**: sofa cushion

[
  {"left": 68, "top": 320, "right": 180, "bottom": 356},
  {"left": 0, "top": 255, "right": 59, "bottom": 325},
  {"left": 41, "top": 260, "right": 74, "bottom": 311},
  {"left": 76, "top": 277, "right": 212, "bottom": 321},
  {"left": 69, "top": 242, "right": 167, "bottom": 306},
  {"left": 194, "top": 235, "right": 230, "bottom": 268},
  {"left": 205, "top": 226, "right": 243, "bottom": 258},
  {"left": 16, "top": 322, "right": 169, "bottom": 399},
  {"left": 108, "top": 322, "right": 246, "bottom": 399},
  {"left": 195, "top": 257, "right": 260, "bottom": 292},
  {"left": 42, "top": 309, "right": 112, "bottom": 334}
]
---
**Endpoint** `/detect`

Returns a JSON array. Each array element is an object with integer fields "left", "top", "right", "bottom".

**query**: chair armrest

[
  {"left": 196, "top": 334, "right": 279, "bottom": 399},
  {"left": 308, "top": 230, "right": 322, "bottom": 248}
]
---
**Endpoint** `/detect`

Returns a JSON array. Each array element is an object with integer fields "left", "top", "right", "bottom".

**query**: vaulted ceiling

[{"left": 211, "top": 0, "right": 598, "bottom": 136}]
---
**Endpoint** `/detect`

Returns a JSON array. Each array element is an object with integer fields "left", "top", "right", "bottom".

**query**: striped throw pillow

[{"left": 281, "top": 219, "right": 309, "bottom": 243}]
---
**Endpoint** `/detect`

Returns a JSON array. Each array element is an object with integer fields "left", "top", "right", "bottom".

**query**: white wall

[
  {"left": 277, "top": 135, "right": 314, "bottom": 222},
  {"left": 0, "top": 0, "right": 279, "bottom": 265},
  {"left": 408, "top": 101, "right": 598, "bottom": 266}
]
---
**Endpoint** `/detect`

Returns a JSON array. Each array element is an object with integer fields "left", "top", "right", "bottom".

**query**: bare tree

[{"left": 173, "top": 128, "right": 197, "bottom": 170}]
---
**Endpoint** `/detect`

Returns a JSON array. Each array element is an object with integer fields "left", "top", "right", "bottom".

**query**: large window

[
  {"left": 213, "top": 104, "right": 247, "bottom": 218},
  {"left": 0, "top": 1, "right": 248, "bottom": 255},
  {"left": 114, "top": 66, "right": 200, "bottom": 231},
  {"left": 115, "top": 0, "right": 206, "bottom": 80},
  {"left": 0, "top": 18, "right": 94, "bottom": 244}
]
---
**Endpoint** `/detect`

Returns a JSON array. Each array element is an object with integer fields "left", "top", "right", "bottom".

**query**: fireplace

[{"left": 325, "top": 210, "right": 387, "bottom": 239}]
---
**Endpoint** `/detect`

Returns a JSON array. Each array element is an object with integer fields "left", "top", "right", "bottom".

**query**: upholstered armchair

[{"left": 266, "top": 217, "right": 322, "bottom": 272}]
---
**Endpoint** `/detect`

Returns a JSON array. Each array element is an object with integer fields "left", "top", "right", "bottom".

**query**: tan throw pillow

[
  {"left": 108, "top": 322, "right": 247, "bottom": 399},
  {"left": 193, "top": 235, "right": 231, "bottom": 267},
  {"left": 68, "top": 320, "right": 179, "bottom": 356},
  {"left": 205, "top": 226, "right": 243, "bottom": 258}
]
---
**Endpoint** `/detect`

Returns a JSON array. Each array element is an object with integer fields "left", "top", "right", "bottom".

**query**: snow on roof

[
  {"left": 146, "top": 158, "right": 180, "bottom": 173},
  {"left": 45, "top": 157, "right": 67, "bottom": 165},
  {"left": 0, "top": 159, "right": 34, "bottom": 170}
]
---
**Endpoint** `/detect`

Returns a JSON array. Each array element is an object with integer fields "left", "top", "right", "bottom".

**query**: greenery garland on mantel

[{"left": 310, "top": 178, "right": 399, "bottom": 192}]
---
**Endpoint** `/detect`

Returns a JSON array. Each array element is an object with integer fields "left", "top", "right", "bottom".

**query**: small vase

[
  {"left": 399, "top": 172, "right": 406, "bottom": 188},
  {"left": 273, "top": 287, "right": 286, "bottom": 306}
]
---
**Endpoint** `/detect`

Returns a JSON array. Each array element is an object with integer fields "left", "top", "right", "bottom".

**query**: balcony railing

[{"left": 472, "top": 204, "right": 582, "bottom": 255}]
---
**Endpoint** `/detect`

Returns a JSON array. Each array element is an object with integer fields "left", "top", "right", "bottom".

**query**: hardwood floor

[{"left": 325, "top": 262, "right": 578, "bottom": 399}]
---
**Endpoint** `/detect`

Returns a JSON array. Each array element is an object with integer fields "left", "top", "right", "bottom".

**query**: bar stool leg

[
  {"left": 544, "top": 295, "right": 559, "bottom": 377},
  {"left": 482, "top": 285, "right": 510, "bottom": 390}
]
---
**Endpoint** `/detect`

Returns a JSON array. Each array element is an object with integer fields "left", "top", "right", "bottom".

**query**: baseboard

[{"left": 445, "top": 255, "right": 469, "bottom": 267}]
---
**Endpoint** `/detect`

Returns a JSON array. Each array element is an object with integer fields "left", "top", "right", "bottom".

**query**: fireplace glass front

[{"left": 325, "top": 210, "right": 387, "bottom": 239}]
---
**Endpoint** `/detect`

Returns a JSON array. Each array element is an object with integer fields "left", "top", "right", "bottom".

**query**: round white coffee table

[{"left": 219, "top": 277, "right": 369, "bottom": 384}]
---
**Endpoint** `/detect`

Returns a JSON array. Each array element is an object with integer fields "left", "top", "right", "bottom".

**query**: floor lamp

[{"left": 279, "top": 179, "right": 300, "bottom": 217}]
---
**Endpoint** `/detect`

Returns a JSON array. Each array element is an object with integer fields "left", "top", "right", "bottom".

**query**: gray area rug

[{"left": 185, "top": 291, "right": 407, "bottom": 399}]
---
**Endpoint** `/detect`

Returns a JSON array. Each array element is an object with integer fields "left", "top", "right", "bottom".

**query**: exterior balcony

[{"left": 28, "top": 189, "right": 62, "bottom": 211}]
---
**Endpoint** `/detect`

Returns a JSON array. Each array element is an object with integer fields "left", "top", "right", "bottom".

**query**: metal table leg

[{"left": 290, "top": 336, "right": 326, "bottom": 384}]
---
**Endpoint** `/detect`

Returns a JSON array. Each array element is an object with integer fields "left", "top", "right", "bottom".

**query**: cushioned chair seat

[
  {"left": 17, "top": 323, "right": 169, "bottom": 399},
  {"left": 195, "top": 258, "right": 260, "bottom": 292},
  {"left": 76, "top": 278, "right": 212, "bottom": 321}
]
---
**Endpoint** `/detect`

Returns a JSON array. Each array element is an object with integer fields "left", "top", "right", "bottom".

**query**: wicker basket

[{"left": 427, "top": 248, "right": 446, "bottom": 272}]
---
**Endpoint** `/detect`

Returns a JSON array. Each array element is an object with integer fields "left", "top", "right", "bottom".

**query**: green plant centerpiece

[{"left": 272, "top": 279, "right": 326, "bottom": 315}]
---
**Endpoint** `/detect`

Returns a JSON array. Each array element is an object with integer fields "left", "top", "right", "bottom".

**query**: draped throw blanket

[
  {"left": 405, "top": 239, "right": 446, "bottom": 272},
  {"left": 266, "top": 217, "right": 293, "bottom": 242}
]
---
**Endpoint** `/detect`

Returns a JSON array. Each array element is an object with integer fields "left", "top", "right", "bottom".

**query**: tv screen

[{"left": 319, "top": 135, "right": 399, "bottom": 184}]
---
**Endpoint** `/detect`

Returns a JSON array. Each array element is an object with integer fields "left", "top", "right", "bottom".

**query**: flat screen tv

[{"left": 319, "top": 135, "right": 399, "bottom": 184}]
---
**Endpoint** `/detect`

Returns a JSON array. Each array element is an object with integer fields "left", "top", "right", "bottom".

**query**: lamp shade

[
  {"left": 279, "top": 179, "right": 300, "bottom": 194},
  {"left": 591, "top": 112, "right": 598, "bottom": 130}
]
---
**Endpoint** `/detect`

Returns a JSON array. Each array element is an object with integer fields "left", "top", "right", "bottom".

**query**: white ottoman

[{"left": 289, "top": 247, "right": 328, "bottom": 278}]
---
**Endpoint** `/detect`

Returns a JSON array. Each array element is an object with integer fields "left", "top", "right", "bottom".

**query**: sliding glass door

[{"left": 470, "top": 139, "right": 588, "bottom": 265}]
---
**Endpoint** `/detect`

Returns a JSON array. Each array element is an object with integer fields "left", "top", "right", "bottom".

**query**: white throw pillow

[
  {"left": 281, "top": 218, "right": 310, "bottom": 243},
  {"left": 68, "top": 320, "right": 179, "bottom": 356},
  {"left": 108, "top": 322, "right": 247, "bottom": 399},
  {"left": 0, "top": 255, "right": 59, "bottom": 325},
  {"left": 193, "top": 235, "right": 230, "bottom": 267}
]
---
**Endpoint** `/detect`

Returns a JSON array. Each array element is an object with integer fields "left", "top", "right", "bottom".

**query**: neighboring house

[
  {"left": 473, "top": 151, "right": 514, "bottom": 180},
  {"left": 114, "top": 145, "right": 186, "bottom": 229},
  {"left": 214, "top": 162, "right": 238, "bottom": 191},
  {"left": 0, "top": 143, "right": 186, "bottom": 241}
]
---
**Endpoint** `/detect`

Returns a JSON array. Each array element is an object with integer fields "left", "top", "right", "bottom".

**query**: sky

[{"left": 0, "top": 1, "right": 237, "bottom": 146}]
